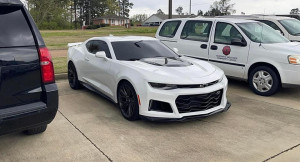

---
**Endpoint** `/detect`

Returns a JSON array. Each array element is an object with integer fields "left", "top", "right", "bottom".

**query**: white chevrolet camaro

[{"left": 67, "top": 36, "right": 231, "bottom": 121}]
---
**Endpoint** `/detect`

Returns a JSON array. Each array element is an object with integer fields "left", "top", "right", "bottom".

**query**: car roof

[
  {"left": 0, "top": 0, "right": 23, "bottom": 5},
  {"left": 90, "top": 36, "right": 158, "bottom": 42},
  {"left": 217, "top": 15, "right": 294, "bottom": 21},
  {"left": 166, "top": 17, "right": 257, "bottom": 24}
]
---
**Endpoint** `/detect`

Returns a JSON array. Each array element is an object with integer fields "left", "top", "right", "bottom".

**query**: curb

[{"left": 55, "top": 73, "right": 68, "bottom": 80}]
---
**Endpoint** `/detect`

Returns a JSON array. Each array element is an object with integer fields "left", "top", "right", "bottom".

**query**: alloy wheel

[
  {"left": 118, "top": 84, "right": 136, "bottom": 118},
  {"left": 252, "top": 70, "right": 273, "bottom": 93}
]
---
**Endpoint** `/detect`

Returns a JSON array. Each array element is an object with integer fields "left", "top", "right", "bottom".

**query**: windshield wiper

[
  {"left": 293, "top": 33, "right": 300, "bottom": 35},
  {"left": 134, "top": 40, "right": 143, "bottom": 48},
  {"left": 128, "top": 58, "right": 141, "bottom": 61}
]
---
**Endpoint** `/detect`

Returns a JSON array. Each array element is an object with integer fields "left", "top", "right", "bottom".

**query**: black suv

[{"left": 0, "top": 0, "right": 58, "bottom": 135}]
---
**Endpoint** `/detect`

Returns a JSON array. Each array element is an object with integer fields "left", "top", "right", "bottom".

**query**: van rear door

[
  {"left": 176, "top": 20, "right": 213, "bottom": 60},
  {"left": 0, "top": 6, "right": 42, "bottom": 109}
]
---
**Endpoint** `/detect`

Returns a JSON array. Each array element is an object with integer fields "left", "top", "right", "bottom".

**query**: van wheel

[
  {"left": 68, "top": 63, "right": 81, "bottom": 89},
  {"left": 249, "top": 66, "right": 281, "bottom": 96},
  {"left": 24, "top": 125, "right": 47, "bottom": 135},
  {"left": 117, "top": 81, "right": 140, "bottom": 121}
]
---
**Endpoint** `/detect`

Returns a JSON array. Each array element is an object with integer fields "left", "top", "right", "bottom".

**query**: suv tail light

[{"left": 38, "top": 47, "right": 55, "bottom": 83}]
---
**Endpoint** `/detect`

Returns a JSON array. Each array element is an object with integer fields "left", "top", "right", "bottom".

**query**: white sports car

[{"left": 67, "top": 36, "right": 231, "bottom": 121}]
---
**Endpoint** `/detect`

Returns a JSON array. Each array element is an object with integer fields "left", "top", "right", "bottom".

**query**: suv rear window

[
  {"left": 159, "top": 21, "right": 181, "bottom": 38},
  {"left": 0, "top": 6, "right": 35, "bottom": 48}
]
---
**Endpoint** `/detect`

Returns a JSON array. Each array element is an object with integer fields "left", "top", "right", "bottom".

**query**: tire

[
  {"left": 68, "top": 62, "right": 81, "bottom": 89},
  {"left": 23, "top": 125, "right": 47, "bottom": 135},
  {"left": 248, "top": 66, "right": 281, "bottom": 96},
  {"left": 117, "top": 81, "right": 140, "bottom": 121}
]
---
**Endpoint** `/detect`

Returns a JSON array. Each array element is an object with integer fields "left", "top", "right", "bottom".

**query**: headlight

[
  {"left": 219, "top": 74, "right": 225, "bottom": 83},
  {"left": 149, "top": 83, "right": 177, "bottom": 90},
  {"left": 288, "top": 55, "right": 300, "bottom": 65}
]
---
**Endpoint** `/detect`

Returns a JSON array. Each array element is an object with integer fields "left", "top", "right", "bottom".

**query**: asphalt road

[{"left": 0, "top": 79, "right": 299, "bottom": 162}]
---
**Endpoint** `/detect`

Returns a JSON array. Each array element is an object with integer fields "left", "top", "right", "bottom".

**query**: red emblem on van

[{"left": 222, "top": 46, "right": 231, "bottom": 55}]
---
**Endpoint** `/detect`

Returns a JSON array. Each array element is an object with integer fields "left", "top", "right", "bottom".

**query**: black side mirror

[{"left": 231, "top": 38, "right": 247, "bottom": 47}]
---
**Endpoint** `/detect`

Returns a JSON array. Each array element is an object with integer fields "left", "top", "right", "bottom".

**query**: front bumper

[
  {"left": 141, "top": 102, "right": 231, "bottom": 122},
  {"left": 138, "top": 77, "right": 229, "bottom": 120},
  {"left": 280, "top": 64, "right": 300, "bottom": 87}
]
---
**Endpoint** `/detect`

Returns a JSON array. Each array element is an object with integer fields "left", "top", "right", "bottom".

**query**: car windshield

[
  {"left": 111, "top": 40, "right": 179, "bottom": 61},
  {"left": 279, "top": 19, "right": 300, "bottom": 36},
  {"left": 237, "top": 22, "right": 289, "bottom": 44}
]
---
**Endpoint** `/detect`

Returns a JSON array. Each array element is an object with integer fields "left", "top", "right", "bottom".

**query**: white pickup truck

[{"left": 156, "top": 18, "right": 300, "bottom": 96}]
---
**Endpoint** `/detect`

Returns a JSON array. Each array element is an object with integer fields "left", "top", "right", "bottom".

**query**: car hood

[
  {"left": 262, "top": 42, "right": 300, "bottom": 54},
  {"left": 120, "top": 57, "right": 222, "bottom": 84}
]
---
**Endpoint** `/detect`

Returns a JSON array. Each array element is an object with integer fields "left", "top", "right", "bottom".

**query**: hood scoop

[{"left": 140, "top": 57, "right": 192, "bottom": 67}]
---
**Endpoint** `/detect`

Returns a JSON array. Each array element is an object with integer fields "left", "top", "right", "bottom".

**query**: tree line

[{"left": 25, "top": 0, "right": 133, "bottom": 30}]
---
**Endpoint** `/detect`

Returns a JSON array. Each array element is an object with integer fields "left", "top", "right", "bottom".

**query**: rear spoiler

[{"left": 68, "top": 42, "right": 83, "bottom": 47}]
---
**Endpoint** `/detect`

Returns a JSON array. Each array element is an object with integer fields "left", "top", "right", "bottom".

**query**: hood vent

[{"left": 140, "top": 57, "right": 192, "bottom": 67}]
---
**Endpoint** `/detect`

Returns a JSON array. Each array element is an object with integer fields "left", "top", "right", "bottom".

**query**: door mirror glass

[
  {"left": 95, "top": 51, "right": 107, "bottom": 59},
  {"left": 231, "top": 38, "right": 247, "bottom": 46},
  {"left": 173, "top": 48, "right": 179, "bottom": 53}
]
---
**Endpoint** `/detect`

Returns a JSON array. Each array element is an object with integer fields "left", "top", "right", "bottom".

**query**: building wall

[
  {"left": 93, "top": 19, "right": 129, "bottom": 26},
  {"left": 144, "top": 15, "right": 163, "bottom": 24}
]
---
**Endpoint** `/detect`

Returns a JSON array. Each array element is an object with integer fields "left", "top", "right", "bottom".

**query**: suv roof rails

[{"left": 0, "top": 0, "right": 22, "bottom": 5}]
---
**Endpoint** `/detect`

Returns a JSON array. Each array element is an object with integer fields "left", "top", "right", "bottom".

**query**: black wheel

[
  {"left": 249, "top": 66, "right": 281, "bottom": 96},
  {"left": 23, "top": 125, "right": 47, "bottom": 135},
  {"left": 68, "top": 62, "right": 81, "bottom": 89},
  {"left": 117, "top": 81, "right": 140, "bottom": 121}
]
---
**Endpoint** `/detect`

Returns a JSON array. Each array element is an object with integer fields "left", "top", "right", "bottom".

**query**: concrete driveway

[{"left": 0, "top": 79, "right": 299, "bottom": 162}]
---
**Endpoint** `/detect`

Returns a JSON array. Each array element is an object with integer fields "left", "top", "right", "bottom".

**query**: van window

[
  {"left": 0, "top": 6, "right": 35, "bottom": 48},
  {"left": 256, "top": 20, "right": 282, "bottom": 33},
  {"left": 159, "top": 21, "right": 181, "bottom": 38},
  {"left": 181, "top": 21, "right": 212, "bottom": 42},
  {"left": 214, "top": 22, "right": 244, "bottom": 45},
  {"left": 279, "top": 19, "right": 300, "bottom": 36}
]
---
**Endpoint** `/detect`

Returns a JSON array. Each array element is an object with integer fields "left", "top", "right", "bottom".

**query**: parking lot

[{"left": 0, "top": 79, "right": 299, "bottom": 162}]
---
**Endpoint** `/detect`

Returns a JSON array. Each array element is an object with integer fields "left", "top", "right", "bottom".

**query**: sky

[
  {"left": 129, "top": 0, "right": 299, "bottom": 17},
  {"left": 21, "top": 0, "right": 299, "bottom": 17}
]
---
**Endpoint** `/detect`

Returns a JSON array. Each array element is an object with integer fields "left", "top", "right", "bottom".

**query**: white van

[
  {"left": 219, "top": 15, "right": 300, "bottom": 42},
  {"left": 155, "top": 18, "right": 300, "bottom": 96}
]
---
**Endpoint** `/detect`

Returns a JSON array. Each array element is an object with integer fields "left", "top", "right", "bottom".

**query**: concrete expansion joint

[
  {"left": 58, "top": 110, "right": 113, "bottom": 162},
  {"left": 263, "top": 143, "right": 300, "bottom": 161}
]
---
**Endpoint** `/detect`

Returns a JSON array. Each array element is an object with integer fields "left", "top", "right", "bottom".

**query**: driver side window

[
  {"left": 86, "top": 40, "right": 112, "bottom": 58},
  {"left": 214, "top": 22, "right": 244, "bottom": 45}
]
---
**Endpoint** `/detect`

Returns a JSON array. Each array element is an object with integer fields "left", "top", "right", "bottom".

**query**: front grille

[
  {"left": 175, "top": 90, "right": 223, "bottom": 113},
  {"left": 177, "top": 80, "right": 219, "bottom": 89}
]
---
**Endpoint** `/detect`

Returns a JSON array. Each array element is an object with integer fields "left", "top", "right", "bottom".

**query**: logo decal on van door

[{"left": 222, "top": 46, "right": 231, "bottom": 56}]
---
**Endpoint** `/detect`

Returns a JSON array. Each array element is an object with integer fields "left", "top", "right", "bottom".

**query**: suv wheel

[
  {"left": 23, "top": 125, "right": 47, "bottom": 135},
  {"left": 68, "top": 63, "right": 81, "bottom": 89},
  {"left": 249, "top": 66, "right": 281, "bottom": 96},
  {"left": 117, "top": 82, "right": 140, "bottom": 121}
]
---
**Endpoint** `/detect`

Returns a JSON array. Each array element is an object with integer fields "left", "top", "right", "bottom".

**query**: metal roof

[{"left": 0, "top": 0, "right": 22, "bottom": 4}]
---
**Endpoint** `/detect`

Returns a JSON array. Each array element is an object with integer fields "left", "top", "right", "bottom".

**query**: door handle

[
  {"left": 210, "top": 45, "right": 218, "bottom": 50},
  {"left": 200, "top": 44, "right": 207, "bottom": 49},
  {"left": 84, "top": 57, "right": 90, "bottom": 61}
]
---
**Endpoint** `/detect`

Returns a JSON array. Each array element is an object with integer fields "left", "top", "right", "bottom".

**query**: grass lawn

[
  {"left": 53, "top": 57, "right": 68, "bottom": 74},
  {"left": 42, "top": 26, "right": 158, "bottom": 50},
  {"left": 45, "top": 26, "right": 158, "bottom": 74}
]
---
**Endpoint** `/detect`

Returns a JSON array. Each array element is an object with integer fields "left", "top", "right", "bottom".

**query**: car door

[
  {"left": 209, "top": 21, "right": 250, "bottom": 78},
  {"left": 176, "top": 20, "right": 213, "bottom": 60},
  {"left": 83, "top": 40, "right": 114, "bottom": 97}
]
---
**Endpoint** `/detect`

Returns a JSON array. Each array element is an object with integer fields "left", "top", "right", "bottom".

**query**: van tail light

[{"left": 38, "top": 47, "right": 55, "bottom": 84}]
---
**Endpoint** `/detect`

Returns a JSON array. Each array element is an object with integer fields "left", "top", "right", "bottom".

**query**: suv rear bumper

[{"left": 0, "top": 83, "right": 58, "bottom": 136}]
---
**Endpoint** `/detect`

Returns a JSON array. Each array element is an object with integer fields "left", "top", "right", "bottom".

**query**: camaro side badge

[{"left": 222, "top": 46, "right": 231, "bottom": 56}]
